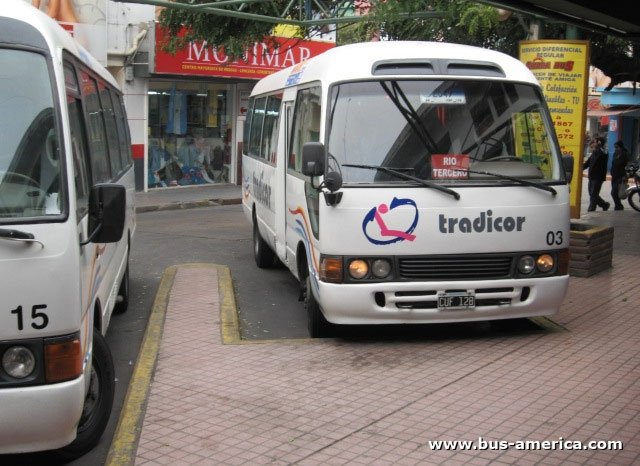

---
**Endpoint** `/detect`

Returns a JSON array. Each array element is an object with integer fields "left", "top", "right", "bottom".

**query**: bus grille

[{"left": 398, "top": 255, "right": 514, "bottom": 281}]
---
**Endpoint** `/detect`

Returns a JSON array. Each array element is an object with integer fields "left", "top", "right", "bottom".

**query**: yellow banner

[{"left": 519, "top": 40, "right": 590, "bottom": 218}]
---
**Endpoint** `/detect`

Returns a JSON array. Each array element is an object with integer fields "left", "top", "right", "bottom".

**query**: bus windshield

[
  {"left": 0, "top": 48, "right": 62, "bottom": 220},
  {"left": 327, "top": 79, "right": 563, "bottom": 185}
]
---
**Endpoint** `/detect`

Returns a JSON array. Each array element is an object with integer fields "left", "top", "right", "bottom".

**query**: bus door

[{"left": 275, "top": 100, "right": 294, "bottom": 261}]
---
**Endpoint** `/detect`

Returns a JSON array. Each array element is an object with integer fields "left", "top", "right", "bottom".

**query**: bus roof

[
  {"left": 251, "top": 41, "right": 539, "bottom": 96},
  {"left": 1, "top": 0, "right": 119, "bottom": 89}
]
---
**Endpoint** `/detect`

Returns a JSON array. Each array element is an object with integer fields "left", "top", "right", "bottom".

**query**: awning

[{"left": 587, "top": 106, "right": 640, "bottom": 117}]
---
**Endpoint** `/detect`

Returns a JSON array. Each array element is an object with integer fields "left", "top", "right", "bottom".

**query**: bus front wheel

[
  {"left": 304, "top": 275, "right": 332, "bottom": 338},
  {"left": 57, "top": 330, "right": 115, "bottom": 461}
]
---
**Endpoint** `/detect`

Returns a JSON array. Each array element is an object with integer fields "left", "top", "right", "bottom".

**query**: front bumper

[
  {"left": 316, "top": 275, "right": 569, "bottom": 325},
  {"left": 0, "top": 375, "right": 85, "bottom": 454}
]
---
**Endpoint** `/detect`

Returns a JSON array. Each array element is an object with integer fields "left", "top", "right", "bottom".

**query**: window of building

[{"left": 147, "top": 81, "right": 232, "bottom": 188}]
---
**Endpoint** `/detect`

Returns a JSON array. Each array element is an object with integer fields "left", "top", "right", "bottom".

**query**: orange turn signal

[
  {"left": 319, "top": 256, "right": 343, "bottom": 283},
  {"left": 45, "top": 338, "right": 82, "bottom": 383}
]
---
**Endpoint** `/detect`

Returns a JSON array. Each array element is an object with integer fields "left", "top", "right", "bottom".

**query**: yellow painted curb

[
  {"left": 217, "top": 264, "right": 241, "bottom": 345},
  {"left": 106, "top": 263, "right": 306, "bottom": 464},
  {"left": 105, "top": 265, "right": 176, "bottom": 466},
  {"left": 106, "top": 263, "right": 242, "bottom": 465}
]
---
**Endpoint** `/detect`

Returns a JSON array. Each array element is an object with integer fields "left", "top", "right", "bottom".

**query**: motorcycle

[{"left": 625, "top": 161, "right": 640, "bottom": 212}]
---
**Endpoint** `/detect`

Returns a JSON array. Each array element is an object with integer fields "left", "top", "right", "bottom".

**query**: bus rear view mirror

[
  {"left": 302, "top": 142, "right": 325, "bottom": 177},
  {"left": 82, "top": 184, "right": 126, "bottom": 245},
  {"left": 562, "top": 155, "right": 574, "bottom": 183}
]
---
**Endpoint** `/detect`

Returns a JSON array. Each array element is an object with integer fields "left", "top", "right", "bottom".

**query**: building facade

[{"left": 29, "top": 0, "right": 334, "bottom": 191}]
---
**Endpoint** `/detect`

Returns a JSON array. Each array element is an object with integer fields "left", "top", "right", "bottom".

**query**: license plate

[{"left": 438, "top": 292, "right": 475, "bottom": 310}]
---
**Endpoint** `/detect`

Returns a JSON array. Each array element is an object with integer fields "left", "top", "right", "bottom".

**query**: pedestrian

[
  {"left": 610, "top": 139, "right": 630, "bottom": 210},
  {"left": 583, "top": 136, "right": 610, "bottom": 212}
]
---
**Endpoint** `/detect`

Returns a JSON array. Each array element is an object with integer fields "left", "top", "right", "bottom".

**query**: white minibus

[
  {"left": 242, "top": 41, "right": 572, "bottom": 337},
  {"left": 0, "top": 1, "right": 135, "bottom": 458}
]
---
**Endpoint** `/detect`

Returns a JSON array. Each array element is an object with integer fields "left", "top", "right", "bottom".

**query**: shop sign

[
  {"left": 155, "top": 26, "right": 334, "bottom": 79},
  {"left": 519, "top": 40, "right": 589, "bottom": 218}
]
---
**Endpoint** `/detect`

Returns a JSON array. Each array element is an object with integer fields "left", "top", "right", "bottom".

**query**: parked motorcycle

[{"left": 625, "top": 161, "right": 640, "bottom": 212}]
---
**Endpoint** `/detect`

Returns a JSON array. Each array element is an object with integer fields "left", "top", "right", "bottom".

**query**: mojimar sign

[{"left": 154, "top": 27, "right": 334, "bottom": 79}]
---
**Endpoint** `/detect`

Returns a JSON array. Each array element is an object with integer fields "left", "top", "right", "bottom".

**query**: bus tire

[
  {"left": 253, "top": 221, "right": 275, "bottom": 268},
  {"left": 304, "top": 275, "right": 332, "bottom": 338},
  {"left": 113, "top": 263, "right": 129, "bottom": 314},
  {"left": 57, "top": 330, "right": 115, "bottom": 461}
]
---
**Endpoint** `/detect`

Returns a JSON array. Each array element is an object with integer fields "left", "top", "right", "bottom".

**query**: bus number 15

[{"left": 10, "top": 305, "right": 49, "bottom": 330}]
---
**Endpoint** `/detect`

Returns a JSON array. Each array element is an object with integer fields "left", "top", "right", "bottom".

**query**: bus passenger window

[{"left": 290, "top": 86, "right": 321, "bottom": 173}]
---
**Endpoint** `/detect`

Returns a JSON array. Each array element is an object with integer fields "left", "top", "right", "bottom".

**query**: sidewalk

[
  {"left": 108, "top": 183, "right": 639, "bottom": 465},
  {"left": 135, "top": 184, "right": 243, "bottom": 212}
]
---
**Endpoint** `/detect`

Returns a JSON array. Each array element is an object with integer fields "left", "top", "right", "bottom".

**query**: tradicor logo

[
  {"left": 362, "top": 197, "right": 419, "bottom": 245},
  {"left": 439, "top": 210, "right": 526, "bottom": 234}
]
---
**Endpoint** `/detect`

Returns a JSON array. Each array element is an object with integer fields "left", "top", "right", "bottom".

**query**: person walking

[
  {"left": 610, "top": 140, "right": 630, "bottom": 210},
  {"left": 583, "top": 136, "right": 610, "bottom": 212}
]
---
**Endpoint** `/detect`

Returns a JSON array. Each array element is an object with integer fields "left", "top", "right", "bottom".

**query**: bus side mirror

[
  {"left": 562, "top": 155, "right": 574, "bottom": 183},
  {"left": 301, "top": 142, "right": 325, "bottom": 177},
  {"left": 81, "top": 184, "right": 126, "bottom": 245}
]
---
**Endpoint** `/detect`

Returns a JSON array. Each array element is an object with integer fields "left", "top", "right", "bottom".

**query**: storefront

[
  {"left": 147, "top": 80, "right": 235, "bottom": 187},
  {"left": 142, "top": 25, "right": 334, "bottom": 191},
  {"left": 587, "top": 94, "right": 640, "bottom": 160}
]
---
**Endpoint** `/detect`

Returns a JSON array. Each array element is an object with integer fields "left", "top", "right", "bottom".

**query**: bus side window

[
  {"left": 80, "top": 71, "right": 111, "bottom": 183},
  {"left": 248, "top": 97, "right": 266, "bottom": 158},
  {"left": 242, "top": 98, "right": 254, "bottom": 156},
  {"left": 98, "top": 84, "right": 123, "bottom": 178},
  {"left": 112, "top": 92, "right": 132, "bottom": 169},
  {"left": 262, "top": 94, "right": 282, "bottom": 164},
  {"left": 64, "top": 63, "right": 90, "bottom": 217},
  {"left": 289, "top": 86, "right": 321, "bottom": 173}
]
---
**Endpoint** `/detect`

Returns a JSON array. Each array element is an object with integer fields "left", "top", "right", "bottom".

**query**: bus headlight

[
  {"left": 2, "top": 346, "right": 36, "bottom": 379},
  {"left": 371, "top": 259, "right": 392, "bottom": 279},
  {"left": 536, "top": 254, "right": 554, "bottom": 273},
  {"left": 517, "top": 255, "right": 536, "bottom": 274},
  {"left": 348, "top": 259, "right": 369, "bottom": 279}
]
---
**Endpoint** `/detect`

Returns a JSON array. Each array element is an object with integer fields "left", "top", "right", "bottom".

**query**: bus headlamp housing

[
  {"left": 321, "top": 255, "right": 393, "bottom": 283},
  {"left": 348, "top": 259, "right": 368, "bottom": 279},
  {"left": 516, "top": 251, "right": 562, "bottom": 276},
  {"left": 2, "top": 346, "right": 36, "bottom": 379},
  {"left": 0, "top": 332, "right": 82, "bottom": 388},
  {"left": 517, "top": 255, "right": 536, "bottom": 274},
  {"left": 536, "top": 254, "right": 554, "bottom": 273},
  {"left": 371, "top": 259, "right": 392, "bottom": 278}
]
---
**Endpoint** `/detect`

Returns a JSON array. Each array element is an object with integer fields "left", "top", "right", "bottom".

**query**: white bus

[
  {"left": 242, "top": 41, "right": 572, "bottom": 338},
  {"left": 0, "top": 1, "right": 135, "bottom": 458}
]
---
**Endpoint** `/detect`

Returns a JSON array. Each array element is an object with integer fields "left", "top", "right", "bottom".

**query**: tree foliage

[
  {"left": 158, "top": 1, "right": 296, "bottom": 58},
  {"left": 157, "top": 0, "right": 640, "bottom": 85}
]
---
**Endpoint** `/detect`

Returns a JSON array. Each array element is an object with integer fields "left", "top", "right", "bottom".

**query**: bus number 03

[
  {"left": 546, "top": 231, "right": 563, "bottom": 246},
  {"left": 10, "top": 305, "right": 49, "bottom": 331}
]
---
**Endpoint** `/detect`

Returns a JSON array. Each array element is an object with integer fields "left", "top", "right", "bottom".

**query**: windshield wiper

[
  {"left": 380, "top": 81, "right": 437, "bottom": 154},
  {"left": 342, "top": 163, "right": 460, "bottom": 200},
  {"left": 0, "top": 228, "right": 44, "bottom": 246},
  {"left": 464, "top": 168, "right": 557, "bottom": 196}
]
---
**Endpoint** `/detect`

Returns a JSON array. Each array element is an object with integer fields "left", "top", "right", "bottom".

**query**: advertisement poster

[
  {"left": 27, "top": 0, "right": 107, "bottom": 64},
  {"left": 519, "top": 40, "right": 590, "bottom": 218}
]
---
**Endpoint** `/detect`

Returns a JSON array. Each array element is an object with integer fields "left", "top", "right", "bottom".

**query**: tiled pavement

[{"left": 106, "top": 183, "right": 639, "bottom": 465}]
